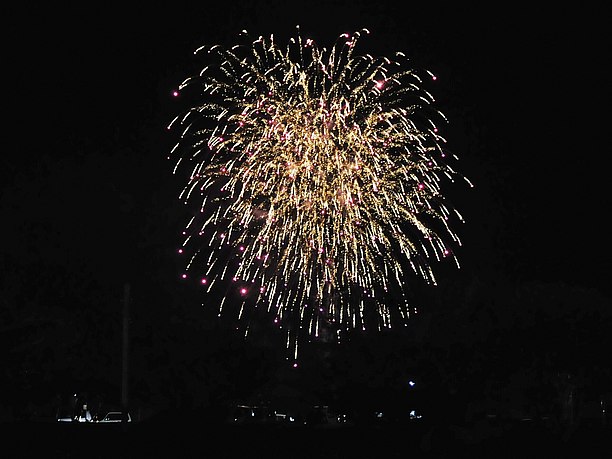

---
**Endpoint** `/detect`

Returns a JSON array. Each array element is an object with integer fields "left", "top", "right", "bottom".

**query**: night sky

[{"left": 3, "top": 0, "right": 610, "bottom": 430}]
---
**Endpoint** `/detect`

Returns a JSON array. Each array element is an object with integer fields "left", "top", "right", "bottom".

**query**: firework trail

[{"left": 168, "top": 27, "right": 472, "bottom": 362}]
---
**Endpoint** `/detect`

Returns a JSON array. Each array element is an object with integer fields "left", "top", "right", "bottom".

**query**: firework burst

[{"left": 168, "top": 27, "right": 472, "bottom": 361}]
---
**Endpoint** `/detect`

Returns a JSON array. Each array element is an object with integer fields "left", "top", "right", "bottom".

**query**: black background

[
  {"left": 2, "top": 2, "right": 610, "bottom": 448},
  {"left": 6, "top": 2, "right": 609, "bottom": 294}
]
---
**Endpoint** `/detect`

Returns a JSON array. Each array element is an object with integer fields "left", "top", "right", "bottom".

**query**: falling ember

[{"left": 168, "top": 26, "right": 471, "bottom": 359}]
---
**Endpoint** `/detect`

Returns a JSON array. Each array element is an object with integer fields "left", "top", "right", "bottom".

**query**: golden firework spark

[{"left": 168, "top": 27, "right": 472, "bottom": 361}]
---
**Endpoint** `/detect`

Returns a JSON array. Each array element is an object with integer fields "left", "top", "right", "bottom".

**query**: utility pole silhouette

[{"left": 122, "top": 282, "right": 130, "bottom": 430}]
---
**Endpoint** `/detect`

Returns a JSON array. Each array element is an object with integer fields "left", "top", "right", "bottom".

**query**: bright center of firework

[{"left": 168, "top": 27, "right": 471, "bottom": 358}]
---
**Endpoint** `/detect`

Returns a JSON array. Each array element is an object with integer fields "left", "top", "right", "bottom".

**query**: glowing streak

[{"left": 169, "top": 27, "right": 470, "bottom": 359}]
